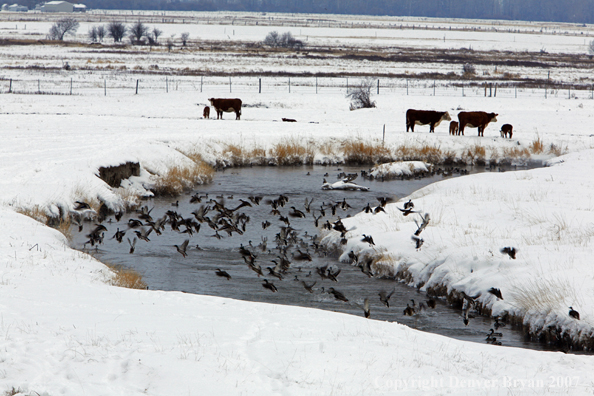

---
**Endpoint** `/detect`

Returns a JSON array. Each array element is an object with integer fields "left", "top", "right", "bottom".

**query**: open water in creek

[{"left": 72, "top": 163, "right": 555, "bottom": 351}]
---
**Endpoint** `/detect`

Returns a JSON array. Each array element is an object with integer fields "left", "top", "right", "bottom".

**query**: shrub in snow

[
  {"left": 263, "top": 31, "right": 303, "bottom": 49},
  {"left": 346, "top": 79, "right": 376, "bottom": 111},
  {"left": 462, "top": 63, "right": 476, "bottom": 75}
]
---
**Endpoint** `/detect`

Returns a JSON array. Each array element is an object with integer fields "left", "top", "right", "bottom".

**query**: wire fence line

[{"left": 1, "top": 75, "right": 593, "bottom": 100}]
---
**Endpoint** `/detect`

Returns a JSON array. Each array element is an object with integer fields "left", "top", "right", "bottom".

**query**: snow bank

[
  {"left": 370, "top": 161, "right": 433, "bottom": 179},
  {"left": 328, "top": 149, "right": 594, "bottom": 349}
]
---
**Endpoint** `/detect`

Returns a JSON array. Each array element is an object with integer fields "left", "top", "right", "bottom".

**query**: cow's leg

[
  {"left": 235, "top": 109, "right": 240, "bottom": 120},
  {"left": 430, "top": 123, "right": 435, "bottom": 133}
]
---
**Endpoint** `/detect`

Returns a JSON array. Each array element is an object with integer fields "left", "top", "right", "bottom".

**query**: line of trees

[
  {"left": 85, "top": 20, "right": 190, "bottom": 47},
  {"left": 78, "top": 0, "right": 594, "bottom": 24}
]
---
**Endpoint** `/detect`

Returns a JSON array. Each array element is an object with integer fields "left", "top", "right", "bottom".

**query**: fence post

[
  {"left": 494, "top": 83, "right": 497, "bottom": 97},
  {"left": 288, "top": 77, "right": 291, "bottom": 93},
  {"left": 38, "top": 79, "right": 40, "bottom": 94},
  {"left": 259, "top": 78, "right": 261, "bottom": 93},
  {"left": 377, "top": 79, "right": 379, "bottom": 95},
  {"left": 229, "top": 77, "right": 232, "bottom": 93},
  {"left": 515, "top": 86, "right": 517, "bottom": 98},
  {"left": 9, "top": 78, "right": 12, "bottom": 93},
  {"left": 462, "top": 85, "right": 464, "bottom": 97},
  {"left": 568, "top": 87, "right": 571, "bottom": 99},
  {"left": 135, "top": 79, "right": 139, "bottom": 94},
  {"left": 433, "top": 80, "right": 435, "bottom": 96},
  {"left": 70, "top": 78, "right": 72, "bottom": 95}
]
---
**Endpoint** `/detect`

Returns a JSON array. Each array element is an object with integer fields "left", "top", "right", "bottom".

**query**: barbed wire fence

[{"left": 0, "top": 74, "right": 592, "bottom": 100}]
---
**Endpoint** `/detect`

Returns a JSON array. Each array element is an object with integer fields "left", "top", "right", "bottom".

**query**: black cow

[
  {"left": 208, "top": 98, "right": 242, "bottom": 120},
  {"left": 406, "top": 109, "right": 451, "bottom": 133},
  {"left": 500, "top": 124, "right": 513, "bottom": 138}
]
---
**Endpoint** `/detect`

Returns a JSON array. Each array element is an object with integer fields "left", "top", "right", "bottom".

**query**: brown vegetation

[
  {"left": 342, "top": 140, "right": 391, "bottom": 164},
  {"left": 270, "top": 138, "right": 314, "bottom": 165},
  {"left": 153, "top": 156, "right": 214, "bottom": 196},
  {"left": 105, "top": 263, "right": 147, "bottom": 289}
]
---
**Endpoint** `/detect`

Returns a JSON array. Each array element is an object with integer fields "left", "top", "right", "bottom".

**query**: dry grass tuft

[
  {"left": 105, "top": 263, "right": 147, "bottom": 290},
  {"left": 113, "top": 187, "right": 142, "bottom": 211},
  {"left": 154, "top": 157, "right": 214, "bottom": 196},
  {"left": 16, "top": 204, "right": 49, "bottom": 224},
  {"left": 343, "top": 139, "right": 391, "bottom": 164},
  {"left": 55, "top": 217, "right": 73, "bottom": 241},
  {"left": 529, "top": 136, "right": 545, "bottom": 154},
  {"left": 223, "top": 144, "right": 247, "bottom": 165},
  {"left": 461, "top": 144, "right": 486, "bottom": 164},
  {"left": 442, "top": 149, "right": 457, "bottom": 164},
  {"left": 72, "top": 185, "right": 101, "bottom": 213},
  {"left": 511, "top": 278, "right": 579, "bottom": 314},
  {"left": 548, "top": 143, "right": 567, "bottom": 157},
  {"left": 270, "top": 138, "right": 314, "bottom": 165},
  {"left": 415, "top": 144, "right": 444, "bottom": 163},
  {"left": 16, "top": 204, "right": 73, "bottom": 240},
  {"left": 502, "top": 146, "right": 531, "bottom": 158},
  {"left": 318, "top": 140, "right": 337, "bottom": 156},
  {"left": 248, "top": 147, "right": 267, "bottom": 160}
]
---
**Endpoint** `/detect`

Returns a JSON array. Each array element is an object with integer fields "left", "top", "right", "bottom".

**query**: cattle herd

[
  {"left": 407, "top": 109, "right": 510, "bottom": 138},
  {"left": 202, "top": 98, "right": 512, "bottom": 139}
]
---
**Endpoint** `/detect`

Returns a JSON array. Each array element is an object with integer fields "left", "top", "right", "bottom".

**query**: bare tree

[
  {"left": 180, "top": 32, "right": 190, "bottom": 46},
  {"left": 107, "top": 21, "right": 127, "bottom": 43},
  {"left": 263, "top": 30, "right": 280, "bottom": 46},
  {"left": 129, "top": 21, "right": 149, "bottom": 44},
  {"left": 96, "top": 25, "right": 106, "bottom": 42},
  {"left": 588, "top": 39, "right": 594, "bottom": 55},
  {"left": 88, "top": 26, "right": 98, "bottom": 42},
  {"left": 48, "top": 18, "right": 79, "bottom": 41},
  {"left": 346, "top": 79, "right": 376, "bottom": 111},
  {"left": 152, "top": 27, "right": 163, "bottom": 43}
]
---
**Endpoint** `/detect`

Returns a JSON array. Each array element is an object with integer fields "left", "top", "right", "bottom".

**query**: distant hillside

[{"left": 78, "top": 0, "right": 594, "bottom": 24}]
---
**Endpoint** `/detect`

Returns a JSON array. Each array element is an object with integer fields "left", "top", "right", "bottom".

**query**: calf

[
  {"left": 203, "top": 106, "right": 210, "bottom": 119},
  {"left": 500, "top": 124, "right": 513, "bottom": 138},
  {"left": 406, "top": 109, "right": 451, "bottom": 133},
  {"left": 208, "top": 98, "right": 242, "bottom": 120},
  {"left": 449, "top": 121, "right": 459, "bottom": 136},
  {"left": 457, "top": 111, "right": 498, "bottom": 137}
]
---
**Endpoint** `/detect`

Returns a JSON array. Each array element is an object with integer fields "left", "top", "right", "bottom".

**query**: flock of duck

[{"left": 73, "top": 169, "right": 581, "bottom": 348}]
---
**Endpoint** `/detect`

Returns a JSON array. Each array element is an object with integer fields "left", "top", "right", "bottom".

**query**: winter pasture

[{"left": 2, "top": 10, "right": 594, "bottom": 395}]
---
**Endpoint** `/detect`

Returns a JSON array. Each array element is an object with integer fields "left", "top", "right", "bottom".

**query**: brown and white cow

[
  {"left": 203, "top": 106, "right": 210, "bottom": 119},
  {"left": 500, "top": 124, "right": 513, "bottom": 139},
  {"left": 208, "top": 98, "right": 242, "bottom": 120},
  {"left": 457, "top": 111, "right": 498, "bottom": 137},
  {"left": 449, "top": 121, "right": 459, "bottom": 136},
  {"left": 406, "top": 109, "right": 451, "bottom": 133}
]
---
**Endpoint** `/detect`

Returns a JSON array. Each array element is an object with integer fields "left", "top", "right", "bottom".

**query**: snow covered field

[{"left": 2, "top": 11, "right": 594, "bottom": 395}]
